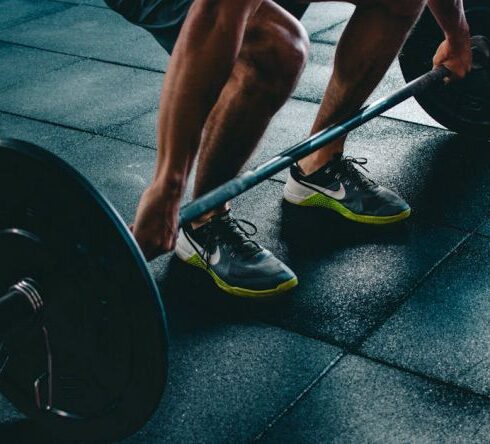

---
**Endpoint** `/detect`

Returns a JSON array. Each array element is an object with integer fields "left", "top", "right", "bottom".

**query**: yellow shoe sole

[
  {"left": 288, "top": 192, "right": 412, "bottom": 225},
  {"left": 185, "top": 253, "right": 298, "bottom": 298}
]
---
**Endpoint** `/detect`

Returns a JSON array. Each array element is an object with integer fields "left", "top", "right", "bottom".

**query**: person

[{"left": 106, "top": 0, "right": 472, "bottom": 297}]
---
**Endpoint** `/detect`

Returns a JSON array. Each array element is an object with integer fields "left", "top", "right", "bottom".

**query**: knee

[{"left": 241, "top": 18, "right": 309, "bottom": 104}]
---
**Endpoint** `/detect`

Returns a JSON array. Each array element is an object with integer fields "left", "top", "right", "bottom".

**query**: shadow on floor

[
  {"left": 154, "top": 134, "right": 490, "bottom": 341},
  {"left": 0, "top": 419, "right": 63, "bottom": 444}
]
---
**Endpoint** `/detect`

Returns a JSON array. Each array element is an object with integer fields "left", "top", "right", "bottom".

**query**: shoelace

[
  {"left": 201, "top": 215, "right": 261, "bottom": 268},
  {"left": 328, "top": 156, "right": 375, "bottom": 191}
]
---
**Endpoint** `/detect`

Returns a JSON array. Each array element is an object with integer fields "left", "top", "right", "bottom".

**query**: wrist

[
  {"left": 150, "top": 174, "right": 186, "bottom": 199},
  {"left": 445, "top": 21, "right": 470, "bottom": 44}
]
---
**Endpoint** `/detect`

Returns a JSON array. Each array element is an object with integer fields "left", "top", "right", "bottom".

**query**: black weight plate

[
  {"left": 399, "top": 0, "right": 490, "bottom": 139},
  {"left": 0, "top": 139, "right": 168, "bottom": 442}
]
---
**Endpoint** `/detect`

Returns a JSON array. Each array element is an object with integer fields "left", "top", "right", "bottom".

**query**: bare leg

[
  {"left": 132, "top": 0, "right": 264, "bottom": 258},
  {"left": 191, "top": 0, "right": 309, "bottom": 227},
  {"left": 298, "top": 0, "right": 426, "bottom": 174}
]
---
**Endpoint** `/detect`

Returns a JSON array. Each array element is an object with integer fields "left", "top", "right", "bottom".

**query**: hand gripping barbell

[{"left": 0, "top": 10, "right": 488, "bottom": 444}]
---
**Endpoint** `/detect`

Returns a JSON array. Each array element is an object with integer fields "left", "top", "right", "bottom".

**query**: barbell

[{"left": 0, "top": 4, "right": 488, "bottom": 442}]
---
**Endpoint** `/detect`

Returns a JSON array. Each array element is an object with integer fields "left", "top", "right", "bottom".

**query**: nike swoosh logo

[
  {"left": 185, "top": 232, "right": 221, "bottom": 266},
  {"left": 303, "top": 181, "right": 346, "bottom": 200},
  {"left": 195, "top": 243, "right": 221, "bottom": 266},
  {"left": 207, "top": 246, "right": 221, "bottom": 266}
]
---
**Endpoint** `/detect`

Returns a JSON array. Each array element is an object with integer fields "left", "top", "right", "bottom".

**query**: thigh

[
  {"left": 105, "top": 0, "right": 193, "bottom": 54},
  {"left": 106, "top": 0, "right": 312, "bottom": 54}
]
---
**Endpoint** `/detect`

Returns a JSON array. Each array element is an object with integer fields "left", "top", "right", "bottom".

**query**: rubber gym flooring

[{"left": 0, "top": 1, "right": 489, "bottom": 442}]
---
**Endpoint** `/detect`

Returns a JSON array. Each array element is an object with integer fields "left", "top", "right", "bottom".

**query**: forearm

[
  {"left": 428, "top": 0, "right": 469, "bottom": 40},
  {"left": 153, "top": 0, "right": 263, "bottom": 192}
]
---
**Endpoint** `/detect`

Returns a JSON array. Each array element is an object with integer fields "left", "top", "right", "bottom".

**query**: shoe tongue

[{"left": 214, "top": 211, "right": 232, "bottom": 223}]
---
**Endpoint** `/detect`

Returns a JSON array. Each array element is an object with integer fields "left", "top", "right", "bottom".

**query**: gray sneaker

[
  {"left": 175, "top": 212, "right": 298, "bottom": 297},
  {"left": 284, "top": 155, "right": 411, "bottom": 224}
]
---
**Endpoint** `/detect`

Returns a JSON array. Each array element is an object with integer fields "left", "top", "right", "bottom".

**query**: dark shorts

[{"left": 105, "top": 0, "right": 309, "bottom": 54}]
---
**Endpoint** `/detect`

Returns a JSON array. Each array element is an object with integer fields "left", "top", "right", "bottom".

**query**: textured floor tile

[
  {"left": 260, "top": 214, "right": 464, "bottom": 347},
  {"left": 311, "top": 17, "right": 347, "bottom": 44},
  {"left": 477, "top": 221, "right": 490, "bottom": 237},
  {"left": 301, "top": 2, "right": 354, "bottom": 36},
  {"left": 0, "top": 59, "right": 162, "bottom": 132},
  {"left": 48, "top": 135, "right": 157, "bottom": 221},
  {"left": 0, "top": 0, "right": 70, "bottom": 30},
  {"left": 0, "top": 43, "right": 80, "bottom": 92},
  {"left": 151, "top": 178, "right": 465, "bottom": 347},
  {"left": 78, "top": 0, "right": 108, "bottom": 6},
  {"left": 261, "top": 354, "right": 490, "bottom": 443},
  {"left": 0, "top": 112, "right": 93, "bottom": 149},
  {"left": 0, "top": 396, "right": 23, "bottom": 424},
  {"left": 104, "top": 96, "right": 318, "bottom": 151},
  {"left": 362, "top": 235, "right": 490, "bottom": 396},
  {"left": 104, "top": 107, "right": 158, "bottom": 148},
  {"left": 0, "top": 5, "right": 169, "bottom": 71},
  {"left": 303, "top": 41, "right": 443, "bottom": 129},
  {"left": 85, "top": 0, "right": 108, "bottom": 6},
  {"left": 120, "top": 324, "right": 340, "bottom": 444}
]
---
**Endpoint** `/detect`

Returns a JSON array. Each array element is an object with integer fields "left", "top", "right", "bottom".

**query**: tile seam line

[
  {"left": 0, "top": 39, "right": 166, "bottom": 74},
  {"left": 309, "top": 19, "right": 348, "bottom": 40},
  {"left": 0, "top": 3, "right": 76, "bottom": 33},
  {"left": 251, "top": 352, "right": 345, "bottom": 443},
  {"left": 310, "top": 38, "right": 338, "bottom": 45},
  {"left": 475, "top": 231, "right": 490, "bottom": 240},
  {"left": 0, "top": 110, "right": 157, "bottom": 150},
  {"left": 358, "top": 219, "right": 487, "bottom": 348},
  {"left": 290, "top": 93, "right": 451, "bottom": 132},
  {"left": 0, "top": 42, "right": 458, "bottom": 133},
  {"left": 255, "top": 322, "right": 490, "bottom": 401},
  {"left": 0, "top": 111, "right": 283, "bottom": 188},
  {"left": 0, "top": 56, "right": 84, "bottom": 95},
  {"left": 51, "top": 0, "right": 109, "bottom": 9},
  {"left": 97, "top": 105, "right": 159, "bottom": 136},
  {"left": 353, "top": 348, "right": 490, "bottom": 400}
]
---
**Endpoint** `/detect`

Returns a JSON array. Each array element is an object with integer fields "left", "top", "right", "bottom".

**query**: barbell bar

[{"left": 179, "top": 64, "right": 453, "bottom": 225}]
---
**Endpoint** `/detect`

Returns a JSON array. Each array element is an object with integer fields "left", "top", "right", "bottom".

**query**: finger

[
  {"left": 440, "top": 63, "right": 465, "bottom": 83},
  {"left": 163, "top": 235, "right": 177, "bottom": 252}
]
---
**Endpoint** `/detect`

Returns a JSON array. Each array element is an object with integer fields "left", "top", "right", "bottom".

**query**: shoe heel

[
  {"left": 175, "top": 230, "right": 197, "bottom": 262},
  {"left": 283, "top": 175, "right": 315, "bottom": 205}
]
